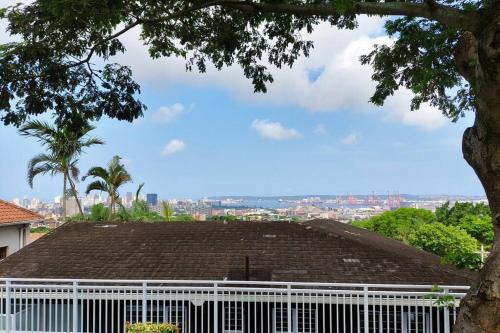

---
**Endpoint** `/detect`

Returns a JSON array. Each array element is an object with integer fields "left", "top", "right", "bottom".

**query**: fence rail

[{"left": 0, "top": 279, "right": 469, "bottom": 333}]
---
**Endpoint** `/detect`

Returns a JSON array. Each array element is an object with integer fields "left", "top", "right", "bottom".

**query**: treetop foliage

[
  {"left": 352, "top": 207, "right": 436, "bottom": 242},
  {"left": 353, "top": 202, "right": 493, "bottom": 270},
  {"left": 0, "top": 0, "right": 492, "bottom": 126},
  {"left": 409, "top": 223, "right": 481, "bottom": 270}
]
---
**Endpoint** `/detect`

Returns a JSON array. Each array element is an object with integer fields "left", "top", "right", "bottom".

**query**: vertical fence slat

[
  {"left": 363, "top": 286, "right": 369, "bottom": 333},
  {"left": 5, "top": 280, "right": 10, "bottom": 333}
]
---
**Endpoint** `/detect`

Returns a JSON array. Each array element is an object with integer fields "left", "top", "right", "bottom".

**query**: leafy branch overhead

[{"left": 0, "top": 0, "right": 490, "bottom": 126}]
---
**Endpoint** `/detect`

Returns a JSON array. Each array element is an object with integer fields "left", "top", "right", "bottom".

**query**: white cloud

[
  {"left": 152, "top": 103, "right": 185, "bottom": 123},
  {"left": 161, "top": 139, "right": 186, "bottom": 155},
  {"left": 341, "top": 132, "right": 361, "bottom": 145},
  {"left": 113, "top": 16, "right": 447, "bottom": 131},
  {"left": 314, "top": 124, "right": 328, "bottom": 136},
  {"left": 251, "top": 119, "right": 302, "bottom": 141},
  {"left": 382, "top": 94, "right": 447, "bottom": 131}
]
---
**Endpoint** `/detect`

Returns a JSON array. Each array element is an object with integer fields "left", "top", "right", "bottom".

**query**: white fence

[{"left": 0, "top": 279, "right": 469, "bottom": 333}]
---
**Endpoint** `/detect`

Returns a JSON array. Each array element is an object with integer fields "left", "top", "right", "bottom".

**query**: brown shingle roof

[
  {"left": 0, "top": 199, "right": 43, "bottom": 225},
  {"left": 0, "top": 220, "right": 474, "bottom": 285}
]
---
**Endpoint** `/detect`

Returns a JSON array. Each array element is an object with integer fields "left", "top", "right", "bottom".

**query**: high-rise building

[
  {"left": 146, "top": 193, "right": 158, "bottom": 207},
  {"left": 65, "top": 198, "right": 80, "bottom": 216},
  {"left": 30, "top": 198, "right": 41, "bottom": 209},
  {"left": 22, "top": 197, "right": 30, "bottom": 208},
  {"left": 12, "top": 198, "right": 21, "bottom": 206},
  {"left": 124, "top": 192, "right": 134, "bottom": 207}
]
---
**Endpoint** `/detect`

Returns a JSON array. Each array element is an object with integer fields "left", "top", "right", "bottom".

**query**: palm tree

[
  {"left": 19, "top": 120, "right": 104, "bottom": 217},
  {"left": 161, "top": 201, "right": 174, "bottom": 221},
  {"left": 83, "top": 156, "right": 132, "bottom": 214}
]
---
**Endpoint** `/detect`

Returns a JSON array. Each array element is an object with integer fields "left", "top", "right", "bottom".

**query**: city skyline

[{"left": 0, "top": 14, "right": 485, "bottom": 200}]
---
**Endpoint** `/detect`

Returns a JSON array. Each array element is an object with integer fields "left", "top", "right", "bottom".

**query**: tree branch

[
  {"left": 67, "top": 1, "right": 479, "bottom": 70},
  {"left": 67, "top": 0, "right": 230, "bottom": 69},
  {"left": 220, "top": 1, "right": 479, "bottom": 32}
]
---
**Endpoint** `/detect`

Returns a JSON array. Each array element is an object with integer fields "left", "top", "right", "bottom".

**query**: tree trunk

[
  {"left": 67, "top": 174, "right": 84, "bottom": 215},
  {"left": 62, "top": 173, "right": 67, "bottom": 219},
  {"left": 453, "top": 13, "right": 500, "bottom": 332},
  {"left": 110, "top": 194, "right": 115, "bottom": 216}
]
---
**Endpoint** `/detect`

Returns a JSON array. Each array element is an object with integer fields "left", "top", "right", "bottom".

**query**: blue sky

[{"left": 0, "top": 15, "right": 484, "bottom": 200}]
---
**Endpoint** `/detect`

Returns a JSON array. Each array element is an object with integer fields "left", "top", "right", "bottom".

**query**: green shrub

[
  {"left": 409, "top": 223, "right": 481, "bottom": 270},
  {"left": 352, "top": 208, "right": 436, "bottom": 243},
  {"left": 90, "top": 203, "right": 111, "bottom": 221},
  {"left": 30, "top": 226, "right": 50, "bottom": 233},
  {"left": 126, "top": 322, "right": 179, "bottom": 333}
]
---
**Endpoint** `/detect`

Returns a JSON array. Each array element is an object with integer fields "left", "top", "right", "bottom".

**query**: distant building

[
  {"left": 21, "top": 198, "right": 30, "bottom": 208},
  {"left": 65, "top": 198, "right": 80, "bottom": 216},
  {"left": 146, "top": 193, "right": 158, "bottom": 207},
  {"left": 193, "top": 213, "right": 206, "bottom": 221},
  {"left": 30, "top": 198, "right": 41, "bottom": 209},
  {"left": 0, "top": 199, "right": 43, "bottom": 259},
  {"left": 124, "top": 192, "right": 134, "bottom": 207},
  {"left": 189, "top": 205, "right": 213, "bottom": 217}
]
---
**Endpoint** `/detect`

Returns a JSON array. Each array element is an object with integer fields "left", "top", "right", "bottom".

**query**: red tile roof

[{"left": 0, "top": 200, "right": 43, "bottom": 225}]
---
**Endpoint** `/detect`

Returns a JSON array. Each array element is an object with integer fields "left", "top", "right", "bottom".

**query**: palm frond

[
  {"left": 19, "top": 120, "right": 57, "bottom": 146},
  {"left": 26, "top": 153, "right": 60, "bottom": 188},
  {"left": 115, "top": 170, "right": 132, "bottom": 187},
  {"left": 69, "top": 162, "right": 80, "bottom": 182},
  {"left": 81, "top": 137, "right": 105, "bottom": 148},
  {"left": 135, "top": 183, "right": 145, "bottom": 202},
  {"left": 85, "top": 180, "right": 108, "bottom": 195},
  {"left": 82, "top": 166, "right": 108, "bottom": 181}
]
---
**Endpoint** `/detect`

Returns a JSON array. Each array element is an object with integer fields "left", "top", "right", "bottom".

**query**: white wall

[{"left": 0, "top": 224, "right": 29, "bottom": 256}]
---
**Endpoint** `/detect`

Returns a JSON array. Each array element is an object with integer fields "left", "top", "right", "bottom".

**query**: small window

[
  {"left": 224, "top": 302, "right": 244, "bottom": 333},
  {"left": 0, "top": 247, "right": 8, "bottom": 260},
  {"left": 273, "top": 304, "right": 290, "bottom": 333},
  {"left": 165, "top": 305, "right": 185, "bottom": 332},
  {"left": 274, "top": 306, "right": 316, "bottom": 333},
  {"left": 403, "top": 311, "right": 431, "bottom": 333},
  {"left": 296, "top": 306, "right": 316, "bottom": 333}
]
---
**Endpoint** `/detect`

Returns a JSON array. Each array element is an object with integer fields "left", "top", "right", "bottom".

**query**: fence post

[
  {"left": 214, "top": 283, "right": 218, "bottom": 333},
  {"left": 443, "top": 288, "right": 450, "bottom": 333},
  {"left": 142, "top": 282, "right": 147, "bottom": 323},
  {"left": 363, "top": 286, "right": 369, "bottom": 333},
  {"left": 287, "top": 285, "right": 292, "bottom": 333},
  {"left": 73, "top": 281, "right": 78, "bottom": 332},
  {"left": 5, "top": 280, "right": 10, "bottom": 333}
]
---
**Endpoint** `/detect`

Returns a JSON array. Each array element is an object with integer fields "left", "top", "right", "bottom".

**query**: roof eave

[{"left": 0, "top": 220, "right": 40, "bottom": 227}]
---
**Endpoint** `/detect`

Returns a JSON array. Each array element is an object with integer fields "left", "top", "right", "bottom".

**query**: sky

[{"left": 0, "top": 9, "right": 485, "bottom": 201}]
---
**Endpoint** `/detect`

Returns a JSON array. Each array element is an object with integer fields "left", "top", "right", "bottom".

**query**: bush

[
  {"left": 409, "top": 223, "right": 481, "bottom": 270},
  {"left": 30, "top": 226, "right": 50, "bottom": 233},
  {"left": 126, "top": 323, "right": 179, "bottom": 333},
  {"left": 90, "top": 203, "right": 111, "bottom": 221}
]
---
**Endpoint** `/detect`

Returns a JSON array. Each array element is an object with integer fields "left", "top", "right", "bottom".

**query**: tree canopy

[
  {"left": 436, "top": 201, "right": 493, "bottom": 244},
  {"left": 0, "top": 0, "right": 493, "bottom": 126},
  {"left": 409, "top": 223, "right": 481, "bottom": 270},
  {"left": 352, "top": 207, "right": 436, "bottom": 242},
  {"left": 352, "top": 204, "right": 491, "bottom": 270}
]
